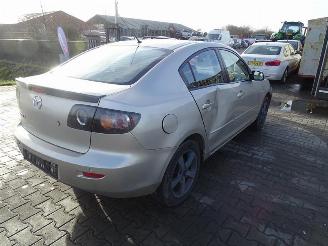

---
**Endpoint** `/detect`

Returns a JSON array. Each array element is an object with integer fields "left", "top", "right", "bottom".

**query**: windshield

[
  {"left": 244, "top": 45, "right": 282, "bottom": 55},
  {"left": 207, "top": 34, "right": 221, "bottom": 40},
  {"left": 281, "top": 23, "right": 301, "bottom": 33},
  {"left": 51, "top": 45, "right": 171, "bottom": 84}
]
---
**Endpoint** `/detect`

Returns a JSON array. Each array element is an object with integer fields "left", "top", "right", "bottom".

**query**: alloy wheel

[{"left": 171, "top": 150, "right": 197, "bottom": 198}]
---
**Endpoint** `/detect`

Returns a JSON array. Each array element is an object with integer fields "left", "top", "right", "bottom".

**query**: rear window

[
  {"left": 51, "top": 45, "right": 171, "bottom": 85},
  {"left": 244, "top": 45, "right": 282, "bottom": 55}
]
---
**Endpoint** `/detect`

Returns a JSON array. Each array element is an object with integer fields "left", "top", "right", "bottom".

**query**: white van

[{"left": 206, "top": 29, "right": 234, "bottom": 47}]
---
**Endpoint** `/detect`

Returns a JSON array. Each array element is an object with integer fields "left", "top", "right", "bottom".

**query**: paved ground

[{"left": 0, "top": 82, "right": 328, "bottom": 246}]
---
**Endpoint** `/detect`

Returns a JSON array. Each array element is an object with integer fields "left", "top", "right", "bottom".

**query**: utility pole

[
  {"left": 39, "top": 0, "right": 46, "bottom": 32},
  {"left": 115, "top": 0, "right": 120, "bottom": 41}
]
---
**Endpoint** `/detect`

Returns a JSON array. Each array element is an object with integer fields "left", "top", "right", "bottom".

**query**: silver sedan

[{"left": 15, "top": 40, "right": 271, "bottom": 206}]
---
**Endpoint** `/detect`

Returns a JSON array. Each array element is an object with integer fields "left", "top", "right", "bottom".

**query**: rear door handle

[
  {"left": 237, "top": 90, "right": 245, "bottom": 98},
  {"left": 202, "top": 101, "right": 214, "bottom": 110}
]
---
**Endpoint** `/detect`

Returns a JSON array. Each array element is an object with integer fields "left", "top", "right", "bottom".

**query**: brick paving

[{"left": 0, "top": 83, "right": 327, "bottom": 245}]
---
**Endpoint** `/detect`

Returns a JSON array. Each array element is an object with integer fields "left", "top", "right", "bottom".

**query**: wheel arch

[
  {"left": 158, "top": 132, "right": 206, "bottom": 186},
  {"left": 182, "top": 133, "right": 205, "bottom": 162}
]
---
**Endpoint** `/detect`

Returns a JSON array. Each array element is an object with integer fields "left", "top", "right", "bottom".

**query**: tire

[
  {"left": 157, "top": 140, "right": 201, "bottom": 207},
  {"left": 250, "top": 96, "right": 271, "bottom": 131},
  {"left": 281, "top": 68, "right": 288, "bottom": 83}
]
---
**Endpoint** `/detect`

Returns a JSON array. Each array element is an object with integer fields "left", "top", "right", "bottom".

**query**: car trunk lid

[{"left": 16, "top": 74, "right": 129, "bottom": 153}]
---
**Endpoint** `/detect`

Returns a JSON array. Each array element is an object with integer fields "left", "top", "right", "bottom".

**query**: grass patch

[
  {"left": 0, "top": 60, "right": 48, "bottom": 81},
  {"left": 0, "top": 80, "right": 15, "bottom": 86}
]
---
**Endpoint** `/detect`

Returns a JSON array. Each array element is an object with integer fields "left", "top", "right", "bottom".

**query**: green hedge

[
  {"left": 0, "top": 80, "right": 15, "bottom": 86},
  {"left": 0, "top": 39, "right": 87, "bottom": 67},
  {"left": 0, "top": 60, "right": 48, "bottom": 80}
]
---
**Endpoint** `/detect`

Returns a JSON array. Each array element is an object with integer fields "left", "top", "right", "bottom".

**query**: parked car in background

[
  {"left": 191, "top": 31, "right": 203, "bottom": 37},
  {"left": 181, "top": 29, "right": 192, "bottom": 39},
  {"left": 254, "top": 34, "right": 269, "bottom": 41},
  {"left": 175, "top": 31, "right": 183, "bottom": 39},
  {"left": 142, "top": 36, "right": 171, "bottom": 40},
  {"left": 241, "top": 39, "right": 250, "bottom": 48},
  {"left": 244, "top": 38, "right": 256, "bottom": 45},
  {"left": 242, "top": 42, "right": 301, "bottom": 82},
  {"left": 15, "top": 40, "right": 271, "bottom": 207},
  {"left": 206, "top": 29, "right": 234, "bottom": 47},
  {"left": 189, "top": 36, "right": 206, "bottom": 41},
  {"left": 120, "top": 36, "right": 135, "bottom": 41},
  {"left": 232, "top": 38, "right": 242, "bottom": 49},
  {"left": 277, "top": 40, "right": 303, "bottom": 53}
]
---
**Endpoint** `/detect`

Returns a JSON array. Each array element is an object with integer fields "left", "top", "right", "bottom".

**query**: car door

[
  {"left": 179, "top": 48, "right": 232, "bottom": 152},
  {"left": 218, "top": 49, "right": 260, "bottom": 130}
]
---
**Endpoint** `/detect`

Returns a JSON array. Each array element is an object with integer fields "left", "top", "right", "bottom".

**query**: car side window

[
  {"left": 180, "top": 49, "right": 224, "bottom": 89},
  {"left": 179, "top": 63, "right": 195, "bottom": 85},
  {"left": 219, "top": 50, "right": 250, "bottom": 82}
]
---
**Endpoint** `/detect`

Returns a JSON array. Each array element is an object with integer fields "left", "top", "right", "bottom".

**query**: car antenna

[{"left": 135, "top": 35, "right": 142, "bottom": 44}]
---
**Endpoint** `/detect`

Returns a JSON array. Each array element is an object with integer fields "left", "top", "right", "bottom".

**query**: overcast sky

[{"left": 0, "top": 0, "right": 327, "bottom": 31}]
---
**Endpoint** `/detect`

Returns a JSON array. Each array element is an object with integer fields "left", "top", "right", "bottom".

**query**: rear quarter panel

[{"left": 97, "top": 44, "right": 214, "bottom": 151}]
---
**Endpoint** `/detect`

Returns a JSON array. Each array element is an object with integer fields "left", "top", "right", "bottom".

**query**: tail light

[
  {"left": 82, "top": 172, "right": 105, "bottom": 179},
  {"left": 265, "top": 60, "right": 281, "bottom": 66},
  {"left": 93, "top": 108, "right": 140, "bottom": 134},
  {"left": 67, "top": 104, "right": 97, "bottom": 131},
  {"left": 67, "top": 104, "right": 140, "bottom": 134},
  {"left": 67, "top": 105, "right": 96, "bottom": 131}
]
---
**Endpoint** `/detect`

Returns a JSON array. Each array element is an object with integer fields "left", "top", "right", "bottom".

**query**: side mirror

[{"left": 252, "top": 71, "right": 265, "bottom": 81}]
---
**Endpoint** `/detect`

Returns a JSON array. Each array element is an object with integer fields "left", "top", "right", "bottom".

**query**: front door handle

[
  {"left": 202, "top": 101, "right": 214, "bottom": 110},
  {"left": 237, "top": 90, "right": 245, "bottom": 98}
]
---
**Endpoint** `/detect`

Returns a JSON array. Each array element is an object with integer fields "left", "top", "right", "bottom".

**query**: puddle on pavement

[
  {"left": 287, "top": 83, "right": 312, "bottom": 95},
  {"left": 280, "top": 99, "right": 328, "bottom": 116},
  {"left": 277, "top": 83, "right": 328, "bottom": 116}
]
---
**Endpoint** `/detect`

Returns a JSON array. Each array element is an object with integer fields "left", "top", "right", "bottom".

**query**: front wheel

[
  {"left": 250, "top": 96, "right": 271, "bottom": 131},
  {"left": 157, "top": 140, "right": 201, "bottom": 207}
]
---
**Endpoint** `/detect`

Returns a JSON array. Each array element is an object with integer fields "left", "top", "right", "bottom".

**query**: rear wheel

[
  {"left": 281, "top": 68, "right": 288, "bottom": 83},
  {"left": 157, "top": 140, "right": 200, "bottom": 207},
  {"left": 250, "top": 96, "right": 270, "bottom": 131}
]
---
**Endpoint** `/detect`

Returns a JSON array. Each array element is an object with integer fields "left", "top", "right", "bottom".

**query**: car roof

[
  {"left": 252, "top": 42, "right": 287, "bottom": 47},
  {"left": 109, "top": 39, "right": 229, "bottom": 51}
]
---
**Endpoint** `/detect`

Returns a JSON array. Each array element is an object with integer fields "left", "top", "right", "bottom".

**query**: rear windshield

[
  {"left": 244, "top": 45, "right": 282, "bottom": 55},
  {"left": 51, "top": 45, "right": 171, "bottom": 85}
]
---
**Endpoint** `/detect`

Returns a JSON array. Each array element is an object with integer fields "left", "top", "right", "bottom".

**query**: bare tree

[{"left": 226, "top": 25, "right": 273, "bottom": 38}]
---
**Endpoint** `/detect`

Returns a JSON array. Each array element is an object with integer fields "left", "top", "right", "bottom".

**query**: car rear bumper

[
  {"left": 249, "top": 66, "right": 285, "bottom": 81},
  {"left": 15, "top": 124, "right": 175, "bottom": 198},
  {"left": 264, "top": 73, "right": 283, "bottom": 80}
]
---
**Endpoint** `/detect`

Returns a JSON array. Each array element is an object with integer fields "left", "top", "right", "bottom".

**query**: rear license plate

[
  {"left": 23, "top": 149, "right": 58, "bottom": 179},
  {"left": 248, "top": 61, "right": 263, "bottom": 66}
]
